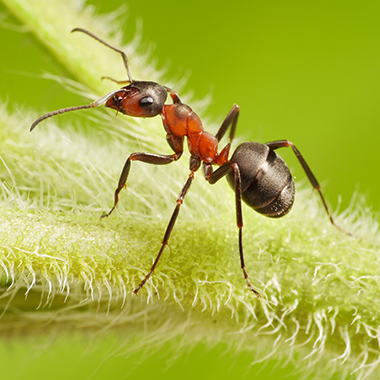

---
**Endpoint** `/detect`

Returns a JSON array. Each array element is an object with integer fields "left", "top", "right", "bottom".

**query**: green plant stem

[{"left": 1, "top": 0, "right": 380, "bottom": 379}]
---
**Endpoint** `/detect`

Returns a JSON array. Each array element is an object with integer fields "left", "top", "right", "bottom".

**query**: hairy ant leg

[{"left": 266, "top": 140, "right": 352, "bottom": 236}]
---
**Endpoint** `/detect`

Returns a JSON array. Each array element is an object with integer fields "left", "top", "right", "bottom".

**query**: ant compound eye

[{"left": 139, "top": 96, "right": 154, "bottom": 107}]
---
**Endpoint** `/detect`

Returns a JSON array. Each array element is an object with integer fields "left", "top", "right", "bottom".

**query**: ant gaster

[{"left": 30, "top": 28, "right": 351, "bottom": 298}]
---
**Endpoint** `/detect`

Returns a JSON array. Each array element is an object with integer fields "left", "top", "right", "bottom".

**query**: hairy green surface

[{"left": 1, "top": 0, "right": 380, "bottom": 379}]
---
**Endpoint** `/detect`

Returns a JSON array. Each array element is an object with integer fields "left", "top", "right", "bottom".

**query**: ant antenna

[
  {"left": 30, "top": 89, "right": 128, "bottom": 131},
  {"left": 71, "top": 28, "right": 133, "bottom": 84}
]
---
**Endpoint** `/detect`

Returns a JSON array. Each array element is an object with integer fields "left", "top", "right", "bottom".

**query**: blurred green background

[{"left": 0, "top": 0, "right": 379, "bottom": 379}]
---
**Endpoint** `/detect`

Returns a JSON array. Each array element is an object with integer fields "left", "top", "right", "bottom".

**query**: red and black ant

[{"left": 30, "top": 28, "right": 351, "bottom": 298}]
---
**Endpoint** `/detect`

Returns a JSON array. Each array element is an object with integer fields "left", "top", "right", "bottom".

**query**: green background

[{"left": 0, "top": 0, "right": 379, "bottom": 379}]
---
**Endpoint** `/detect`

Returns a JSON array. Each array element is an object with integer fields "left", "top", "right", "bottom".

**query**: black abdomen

[{"left": 227, "top": 142, "right": 294, "bottom": 218}]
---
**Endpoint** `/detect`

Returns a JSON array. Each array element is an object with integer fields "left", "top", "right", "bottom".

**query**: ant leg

[
  {"left": 215, "top": 104, "right": 240, "bottom": 144},
  {"left": 208, "top": 105, "right": 240, "bottom": 167},
  {"left": 101, "top": 151, "right": 182, "bottom": 218},
  {"left": 230, "top": 163, "right": 261, "bottom": 297},
  {"left": 208, "top": 162, "right": 261, "bottom": 297},
  {"left": 134, "top": 168, "right": 197, "bottom": 294},
  {"left": 103, "top": 133, "right": 183, "bottom": 218},
  {"left": 266, "top": 140, "right": 352, "bottom": 236}
]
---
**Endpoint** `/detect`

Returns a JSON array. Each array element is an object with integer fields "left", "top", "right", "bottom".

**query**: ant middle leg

[
  {"left": 134, "top": 157, "right": 201, "bottom": 294},
  {"left": 205, "top": 104, "right": 240, "bottom": 172},
  {"left": 215, "top": 104, "right": 240, "bottom": 143}
]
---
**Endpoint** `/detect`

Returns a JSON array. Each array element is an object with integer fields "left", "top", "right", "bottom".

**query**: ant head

[
  {"left": 105, "top": 81, "right": 167, "bottom": 118},
  {"left": 29, "top": 82, "right": 169, "bottom": 131}
]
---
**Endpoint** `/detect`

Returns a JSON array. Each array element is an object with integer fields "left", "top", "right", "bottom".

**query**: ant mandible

[{"left": 30, "top": 28, "right": 351, "bottom": 298}]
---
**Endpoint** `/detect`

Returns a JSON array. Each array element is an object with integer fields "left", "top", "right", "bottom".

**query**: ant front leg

[
  {"left": 134, "top": 156, "right": 201, "bottom": 294},
  {"left": 102, "top": 134, "right": 183, "bottom": 218},
  {"left": 266, "top": 140, "right": 352, "bottom": 236},
  {"left": 101, "top": 151, "right": 182, "bottom": 218},
  {"left": 208, "top": 162, "right": 261, "bottom": 297}
]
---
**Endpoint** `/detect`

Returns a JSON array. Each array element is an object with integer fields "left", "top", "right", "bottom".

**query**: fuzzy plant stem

[{"left": 1, "top": 0, "right": 380, "bottom": 379}]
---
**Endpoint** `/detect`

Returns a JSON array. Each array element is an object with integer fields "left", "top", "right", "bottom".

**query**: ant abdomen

[{"left": 227, "top": 142, "right": 295, "bottom": 218}]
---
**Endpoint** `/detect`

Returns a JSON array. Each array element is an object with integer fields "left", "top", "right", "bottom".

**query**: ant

[{"left": 30, "top": 28, "right": 351, "bottom": 298}]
